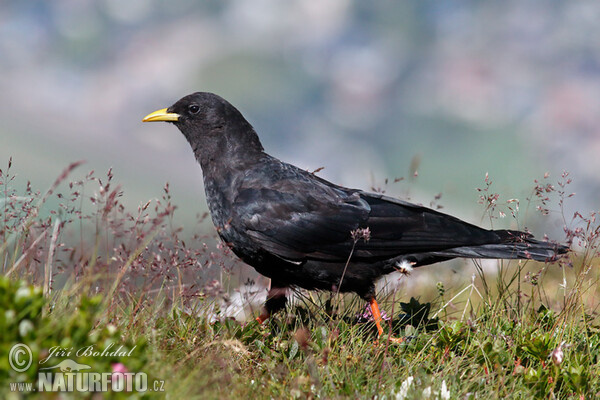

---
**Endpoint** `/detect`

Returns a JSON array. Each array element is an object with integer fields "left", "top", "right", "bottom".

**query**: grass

[{"left": 1, "top": 159, "right": 599, "bottom": 399}]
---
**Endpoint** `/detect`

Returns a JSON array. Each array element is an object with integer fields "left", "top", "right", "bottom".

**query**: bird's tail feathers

[
  {"left": 407, "top": 230, "right": 568, "bottom": 265},
  {"left": 448, "top": 229, "right": 568, "bottom": 262}
]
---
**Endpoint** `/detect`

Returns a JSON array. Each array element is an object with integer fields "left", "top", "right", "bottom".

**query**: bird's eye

[{"left": 188, "top": 104, "right": 200, "bottom": 114}]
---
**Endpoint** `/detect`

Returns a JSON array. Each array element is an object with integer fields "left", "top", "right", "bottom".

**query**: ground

[{"left": 1, "top": 164, "right": 598, "bottom": 399}]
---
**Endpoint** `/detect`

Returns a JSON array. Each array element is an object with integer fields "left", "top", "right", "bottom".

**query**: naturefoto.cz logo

[{"left": 8, "top": 343, "right": 165, "bottom": 393}]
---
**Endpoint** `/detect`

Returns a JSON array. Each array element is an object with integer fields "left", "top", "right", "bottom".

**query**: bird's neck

[
  {"left": 193, "top": 130, "right": 265, "bottom": 228},
  {"left": 185, "top": 119, "right": 264, "bottom": 172},
  {"left": 200, "top": 152, "right": 264, "bottom": 232},
  {"left": 194, "top": 137, "right": 264, "bottom": 175}
]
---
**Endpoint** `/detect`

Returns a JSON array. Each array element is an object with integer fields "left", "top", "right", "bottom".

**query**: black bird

[{"left": 143, "top": 92, "right": 567, "bottom": 339}]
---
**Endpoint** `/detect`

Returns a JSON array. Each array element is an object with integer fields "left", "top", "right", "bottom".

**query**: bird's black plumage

[{"left": 143, "top": 92, "right": 568, "bottom": 325}]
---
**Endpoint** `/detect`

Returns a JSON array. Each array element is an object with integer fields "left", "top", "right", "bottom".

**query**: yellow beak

[{"left": 142, "top": 108, "right": 180, "bottom": 122}]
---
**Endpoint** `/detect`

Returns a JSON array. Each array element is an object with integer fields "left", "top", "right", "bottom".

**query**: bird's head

[{"left": 143, "top": 92, "right": 264, "bottom": 167}]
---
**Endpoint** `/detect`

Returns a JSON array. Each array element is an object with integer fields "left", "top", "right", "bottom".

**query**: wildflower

[
  {"left": 351, "top": 227, "right": 371, "bottom": 242},
  {"left": 440, "top": 380, "right": 450, "bottom": 400},
  {"left": 422, "top": 386, "right": 432, "bottom": 398},
  {"left": 395, "top": 376, "right": 414, "bottom": 399},
  {"left": 111, "top": 362, "right": 129, "bottom": 389},
  {"left": 395, "top": 260, "right": 414, "bottom": 275},
  {"left": 360, "top": 303, "right": 390, "bottom": 321},
  {"left": 107, "top": 324, "right": 118, "bottom": 335},
  {"left": 550, "top": 341, "right": 566, "bottom": 366},
  {"left": 111, "top": 362, "right": 128, "bottom": 374}
]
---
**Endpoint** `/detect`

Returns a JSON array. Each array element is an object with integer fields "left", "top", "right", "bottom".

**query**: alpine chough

[{"left": 143, "top": 92, "right": 568, "bottom": 340}]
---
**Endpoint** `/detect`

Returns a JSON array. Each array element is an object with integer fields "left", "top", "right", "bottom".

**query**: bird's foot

[
  {"left": 369, "top": 298, "right": 405, "bottom": 344},
  {"left": 380, "top": 335, "right": 405, "bottom": 344},
  {"left": 256, "top": 285, "right": 287, "bottom": 324},
  {"left": 256, "top": 313, "right": 269, "bottom": 324}
]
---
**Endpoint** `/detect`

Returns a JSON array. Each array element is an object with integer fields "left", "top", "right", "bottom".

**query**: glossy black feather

[{"left": 156, "top": 92, "right": 568, "bottom": 308}]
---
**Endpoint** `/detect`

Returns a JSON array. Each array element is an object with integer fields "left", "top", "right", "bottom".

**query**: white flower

[
  {"left": 395, "top": 376, "right": 414, "bottom": 399},
  {"left": 395, "top": 260, "right": 414, "bottom": 275},
  {"left": 19, "top": 320, "right": 34, "bottom": 337},
  {"left": 440, "top": 380, "right": 450, "bottom": 400},
  {"left": 551, "top": 341, "right": 566, "bottom": 366},
  {"left": 107, "top": 324, "right": 118, "bottom": 335},
  {"left": 422, "top": 386, "right": 432, "bottom": 398},
  {"left": 15, "top": 286, "right": 35, "bottom": 302}
]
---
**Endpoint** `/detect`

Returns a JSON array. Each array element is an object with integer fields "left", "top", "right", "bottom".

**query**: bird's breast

[{"left": 203, "top": 178, "right": 234, "bottom": 229}]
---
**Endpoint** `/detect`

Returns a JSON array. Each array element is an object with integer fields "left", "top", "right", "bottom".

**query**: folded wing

[{"left": 234, "top": 172, "right": 525, "bottom": 264}]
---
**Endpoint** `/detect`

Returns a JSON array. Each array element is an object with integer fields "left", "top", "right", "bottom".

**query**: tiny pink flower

[{"left": 111, "top": 362, "right": 128, "bottom": 374}]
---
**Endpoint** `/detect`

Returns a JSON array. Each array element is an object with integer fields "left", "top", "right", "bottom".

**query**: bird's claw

[{"left": 375, "top": 334, "right": 405, "bottom": 345}]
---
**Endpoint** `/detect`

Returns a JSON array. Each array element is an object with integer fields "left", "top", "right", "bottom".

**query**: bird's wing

[
  {"left": 234, "top": 176, "right": 369, "bottom": 261},
  {"left": 234, "top": 169, "right": 501, "bottom": 264},
  {"left": 350, "top": 192, "right": 499, "bottom": 259}
]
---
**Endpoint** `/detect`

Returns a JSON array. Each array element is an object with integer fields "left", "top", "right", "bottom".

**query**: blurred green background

[{"left": 2, "top": 1, "right": 598, "bottom": 235}]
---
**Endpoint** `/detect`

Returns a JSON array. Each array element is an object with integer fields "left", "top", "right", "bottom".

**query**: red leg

[
  {"left": 369, "top": 298, "right": 404, "bottom": 344},
  {"left": 256, "top": 312, "right": 269, "bottom": 324},
  {"left": 369, "top": 298, "right": 385, "bottom": 336}
]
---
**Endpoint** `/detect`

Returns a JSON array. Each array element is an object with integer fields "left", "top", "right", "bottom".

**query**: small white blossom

[
  {"left": 395, "top": 376, "right": 414, "bottom": 399},
  {"left": 551, "top": 341, "right": 566, "bottom": 366},
  {"left": 107, "top": 324, "right": 118, "bottom": 335},
  {"left": 395, "top": 260, "right": 414, "bottom": 275},
  {"left": 440, "top": 380, "right": 450, "bottom": 400},
  {"left": 19, "top": 319, "right": 34, "bottom": 337},
  {"left": 422, "top": 386, "right": 432, "bottom": 398}
]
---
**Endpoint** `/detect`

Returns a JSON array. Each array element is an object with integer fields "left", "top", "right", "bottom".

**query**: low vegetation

[{"left": 1, "top": 160, "right": 598, "bottom": 399}]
